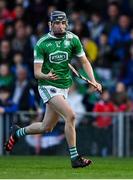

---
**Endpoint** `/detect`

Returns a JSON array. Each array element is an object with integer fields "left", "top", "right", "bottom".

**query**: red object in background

[
  {"left": 119, "top": 104, "right": 127, "bottom": 112},
  {"left": 1, "top": 8, "right": 15, "bottom": 22},
  {"left": 93, "top": 101, "right": 116, "bottom": 128},
  {"left": 10, "top": 10, "right": 17, "bottom": 20},
  {"left": 0, "top": 23, "right": 5, "bottom": 39}
]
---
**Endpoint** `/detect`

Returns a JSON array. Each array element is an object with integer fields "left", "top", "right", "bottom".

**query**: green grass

[{"left": 0, "top": 156, "right": 133, "bottom": 179}]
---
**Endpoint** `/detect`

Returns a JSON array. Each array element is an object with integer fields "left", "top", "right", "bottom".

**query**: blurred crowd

[{"left": 1, "top": 0, "right": 133, "bottom": 156}]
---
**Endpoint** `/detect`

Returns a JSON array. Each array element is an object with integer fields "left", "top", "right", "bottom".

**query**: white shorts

[{"left": 38, "top": 85, "right": 69, "bottom": 103}]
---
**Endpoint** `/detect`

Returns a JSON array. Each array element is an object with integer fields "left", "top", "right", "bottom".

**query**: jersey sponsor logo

[{"left": 49, "top": 51, "right": 68, "bottom": 64}]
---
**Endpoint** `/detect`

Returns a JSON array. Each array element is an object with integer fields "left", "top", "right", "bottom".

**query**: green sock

[
  {"left": 16, "top": 128, "right": 26, "bottom": 138},
  {"left": 69, "top": 146, "right": 78, "bottom": 160}
]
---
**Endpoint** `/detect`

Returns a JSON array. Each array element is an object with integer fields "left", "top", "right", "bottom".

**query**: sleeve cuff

[
  {"left": 76, "top": 51, "right": 85, "bottom": 57},
  {"left": 34, "top": 59, "right": 43, "bottom": 63}
]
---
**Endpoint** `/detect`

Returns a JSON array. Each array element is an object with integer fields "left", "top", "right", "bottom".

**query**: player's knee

[{"left": 67, "top": 111, "right": 76, "bottom": 123}]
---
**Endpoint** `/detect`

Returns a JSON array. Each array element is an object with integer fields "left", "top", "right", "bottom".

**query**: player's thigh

[
  {"left": 42, "top": 103, "right": 59, "bottom": 128},
  {"left": 48, "top": 95, "right": 75, "bottom": 121}
]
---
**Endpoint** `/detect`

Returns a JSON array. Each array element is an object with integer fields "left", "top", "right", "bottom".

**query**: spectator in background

[
  {"left": 95, "top": 33, "right": 114, "bottom": 88},
  {"left": 15, "top": 0, "right": 30, "bottom": 9},
  {"left": 25, "top": 24, "right": 37, "bottom": 48},
  {"left": 72, "top": 21, "right": 90, "bottom": 40},
  {"left": 12, "top": 65, "right": 36, "bottom": 111},
  {"left": 0, "top": 39, "right": 13, "bottom": 65},
  {"left": 14, "top": 19, "right": 24, "bottom": 32},
  {"left": 11, "top": 4, "right": 26, "bottom": 22},
  {"left": 82, "top": 35, "right": 98, "bottom": 64},
  {"left": 93, "top": 88, "right": 116, "bottom": 156},
  {"left": 0, "top": 0, "right": 14, "bottom": 39},
  {"left": 12, "top": 22, "right": 33, "bottom": 68},
  {"left": 0, "top": 0, "right": 7, "bottom": 38},
  {"left": 109, "top": 14, "right": 131, "bottom": 61},
  {"left": 12, "top": 22, "right": 26, "bottom": 52},
  {"left": 35, "top": 22, "right": 48, "bottom": 40},
  {"left": 121, "top": 44, "right": 133, "bottom": 86},
  {"left": 11, "top": 51, "right": 31, "bottom": 77},
  {"left": 112, "top": 82, "right": 131, "bottom": 112},
  {"left": 65, "top": 1, "right": 76, "bottom": 17},
  {"left": 4, "top": 22, "right": 15, "bottom": 41},
  {"left": 46, "top": 5, "right": 57, "bottom": 23},
  {"left": 104, "top": 2, "right": 120, "bottom": 34},
  {"left": 0, "top": 63, "right": 14, "bottom": 88},
  {"left": 87, "top": 11, "right": 104, "bottom": 42},
  {"left": 29, "top": 0, "right": 47, "bottom": 27},
  {"left": 73, "top": 21, "right": 98, "bottom": 63},
  {"left": 0, "top": 86, "right": 18, "bottom": 114},
  {"left": 97, "top": 33, "right": 112, "bottom": 67},
  {"left": 69, "top": 11, "right": 83, "bottom": 31}
]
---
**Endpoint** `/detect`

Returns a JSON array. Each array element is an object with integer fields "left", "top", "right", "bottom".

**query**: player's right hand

[
  {"left": 90, "top": 81, "right": 102, "bottom": 93},
  {"left": 45, "top": 70, "right": 59, "bottom": 80}
]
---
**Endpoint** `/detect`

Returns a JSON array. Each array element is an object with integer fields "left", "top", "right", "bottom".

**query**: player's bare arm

[
  {"left": 79, "top": 55, "right": 102, "bottom": 92},
  {"left": 34, "top": 63, "right": 59, "bottom": 80}
]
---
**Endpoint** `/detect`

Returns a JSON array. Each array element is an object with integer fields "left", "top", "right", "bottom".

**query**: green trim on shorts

[{"left": 40, "top": 86, "right": 51, "bottom": 100}]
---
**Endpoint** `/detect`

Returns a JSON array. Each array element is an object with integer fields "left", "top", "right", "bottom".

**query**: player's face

[{"left": 51, "top": 20, "right": 67, "bottom": 37}]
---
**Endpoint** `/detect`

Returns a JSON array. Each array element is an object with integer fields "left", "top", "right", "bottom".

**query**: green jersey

[{"left": 34, "top": 31, "right": 85, "bottom": 89}]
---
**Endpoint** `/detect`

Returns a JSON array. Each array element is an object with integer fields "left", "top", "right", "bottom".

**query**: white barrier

[{"left": 0, "top": 115, "right": 3, "bottom": 155}]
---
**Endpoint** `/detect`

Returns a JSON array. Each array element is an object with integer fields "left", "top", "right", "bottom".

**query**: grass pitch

[{"left": 0, "top": 156, "right": 133, "bottom": 179}]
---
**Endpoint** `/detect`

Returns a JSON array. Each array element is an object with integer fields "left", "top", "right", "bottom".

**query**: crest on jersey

[
  {"left": 64, "top": 40, "right": 70, "bottom": 48},
  {"left": 55, "top": 41, "right": 61, "bottom": 47},
  {"left": 66, "top": 33, "right": 73, "bottom": 39}
]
